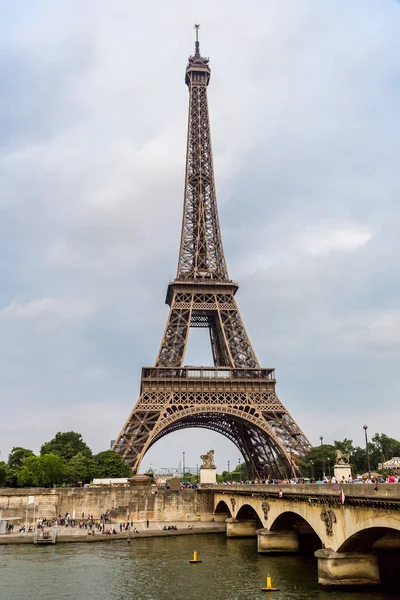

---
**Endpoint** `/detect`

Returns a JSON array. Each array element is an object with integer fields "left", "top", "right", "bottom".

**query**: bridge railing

[{"left": 210, "top": 483, "right": 400, "bottom": 499}]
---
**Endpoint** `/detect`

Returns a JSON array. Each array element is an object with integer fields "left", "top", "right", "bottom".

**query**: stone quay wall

[{"left": 0, "top": 487, "right": 215, "bottom": 524}]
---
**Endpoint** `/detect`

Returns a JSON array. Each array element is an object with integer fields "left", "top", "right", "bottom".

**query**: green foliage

[
  {"left": 94, "top": 450, "right": 132, "bottom": 478},
  {"left": 301, "top": 434, "right": 400, "bottom": 478},
  {"left": 0, "top": 461, "right": 7, "bottom": 486},
  {"left": 2, "top": 431, "right": 139, "bottom": 488},
  {"left": 17, "top": 465, "right": 38, "bottom": 487},
  {"left": 299, "top": 444, "right": 336, "bottom": 480},
  {"left": 64, "top": 452, "right": 97, "bottom": 485},
  {"left": 0, "top": 461, "right": 17, "bottom": 487},
  {"left": 18, "top": 453, "right": 65, "bottom": 487},
  {"left": 8, "top": 447, "right": 35, "bottom": 470},
  {"left": 233, "top": 462, "right": 250, "bottom": 480},
  {"left": 349, "top": 446, "right": 369, "bottom": 475},
  {"left": 40, "top": 431, "right": 92, "bottom": 460},
  {"left": 371, "top": 433, "right": 400, "bottom": 464},
  {"left": 333, "top": 439, "right": 355, "bottom": 455}
]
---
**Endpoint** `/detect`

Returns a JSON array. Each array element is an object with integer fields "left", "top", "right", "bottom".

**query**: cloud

[
  {"left": 0, "top": 297, "right": 95, "bottom": 321},
  {"left": 299, "top": 226, "right": 373, "bottom": 255},
  {"left": 0, "top": 0, "right": 399, "bottom": 470}
]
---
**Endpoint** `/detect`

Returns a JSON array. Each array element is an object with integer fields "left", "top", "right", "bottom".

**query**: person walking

[{"left": 146, "top": 519, "right": 149, "bottom": 528}]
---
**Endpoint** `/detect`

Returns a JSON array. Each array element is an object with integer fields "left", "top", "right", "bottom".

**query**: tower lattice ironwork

[{"left": 113, "top": 29, "right": 311, "bottom": 478}]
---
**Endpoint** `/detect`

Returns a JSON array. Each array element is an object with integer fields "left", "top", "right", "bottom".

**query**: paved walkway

[{"left": 0, "top": 521, "right": 225, "bottom": 544}]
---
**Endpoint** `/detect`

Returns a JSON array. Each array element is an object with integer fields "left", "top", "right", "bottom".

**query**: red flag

[{"left": 339, "top": 490, "right": 345, "bottom": 505}]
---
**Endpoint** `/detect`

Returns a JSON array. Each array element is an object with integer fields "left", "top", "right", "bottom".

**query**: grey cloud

[{"left": 1, "top": 0, "right": 399, "bottom": 470}]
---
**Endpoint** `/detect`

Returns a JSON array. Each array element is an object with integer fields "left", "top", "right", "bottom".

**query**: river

[{"left": 0, "top": 534, "right": 397, "bottom": 600}]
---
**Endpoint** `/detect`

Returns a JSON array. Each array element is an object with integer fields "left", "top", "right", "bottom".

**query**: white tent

[{"left": 382, "top": 457, "right": 400, "bottom": 470}]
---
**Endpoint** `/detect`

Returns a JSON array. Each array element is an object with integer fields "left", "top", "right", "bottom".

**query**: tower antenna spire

[{"left": 194, "top": 23, "right": 200, "bottom": 56}]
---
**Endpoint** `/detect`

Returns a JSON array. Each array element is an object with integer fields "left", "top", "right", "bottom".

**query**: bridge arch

[
  {"left": 235, "top": 503, "right": 263, "bottom": 528},
  {"left": 338, "top": 525, "right": 400, "bottom": 553},
  {"left": 214, "top": 500, "right": 232, "bottom": 522},
  {"left": 269, "top": 510, "right": 323, "bottom": 551},
  {"left": 337, "top": 515, "right": 400, "bottom": 553}
]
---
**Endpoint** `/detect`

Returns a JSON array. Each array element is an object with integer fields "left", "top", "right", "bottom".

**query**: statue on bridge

[
  {"left": 320, "top": 508, "right": 337, "bottom": 536},
  {"left": 335, "top": 450, "right": 350, "bottom": 465},
  {"left": 200, "top": 449, "right": 216, "bottom": 469}
]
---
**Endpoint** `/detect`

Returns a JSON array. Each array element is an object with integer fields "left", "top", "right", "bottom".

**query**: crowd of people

[{"left": 216, "top": 474, "right": 400, "bottom": 485}]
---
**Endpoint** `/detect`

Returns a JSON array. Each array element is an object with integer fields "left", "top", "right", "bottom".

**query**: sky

[{"left": 1, "top": 0, "right": 400, "bottom": 472}]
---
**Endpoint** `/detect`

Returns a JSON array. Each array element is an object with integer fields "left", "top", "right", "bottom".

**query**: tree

[
  {"left": 8, "top": 447, "right": 35, "bottom": 470},
  {"left": 350, "top": 446, "right": 369, "bottom": 476},
  {"left": 64, "top": 452, "right": 97, "bottom": 485},
  {"left": 94, "top": 450, "right": 132, "bottom": 478},
  {"left": 0, "top": 461, "right": 7, "bottom": 486},
  {"left": 3, "top": 464, "right": 17, "bottom": 487},
  {"left": 40, "top": 432, "right": 92, "bottom": 460},
  {"left": 371, "top": 433, "right": 400, "bottom": 464},
  {"left": 333, "top": 439, "right": 355, "bottom": 455},
  {"left": 0, "top": 460, "right": 17, "bottom": 488},
  {"left": 299, "top": 444, "right": 336, "bottom": 479},
  {"left": 233, "top": 462, "right": 250, "bottom": 481},
  {"left": 17, "top": 465, "right": 38, "bottom": 487},
  {"left": 20, "top": 454, "right": 65, "bottom": 487}
]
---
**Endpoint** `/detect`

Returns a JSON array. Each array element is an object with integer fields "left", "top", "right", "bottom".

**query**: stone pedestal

[
  {"left": 226, "top": 518, "right": 258, "bottom": 538},
  {"left": 333, "top": 463, "right": 352, "bottom": 482},
  {"left": 315, "top": 549, "right": 380, "bottom": 587},
  {"left": 200, "top": 467, "right": 216, "bottom": 486},
  {"left": 257, "top": 529, "right": 299, "bottom": 554}
]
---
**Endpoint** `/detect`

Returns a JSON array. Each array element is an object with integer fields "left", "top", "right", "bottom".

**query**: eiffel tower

[{"left": 113, "top": 27, "right": 311, "bottom": 478}]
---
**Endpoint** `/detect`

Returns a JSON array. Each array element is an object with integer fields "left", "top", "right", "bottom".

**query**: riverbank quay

[
  {"left": 0, "top": 521, "right": 226, "bottom": 545},
  {"left": 0, "top": 486, "right": 215, "bottom": 524}
]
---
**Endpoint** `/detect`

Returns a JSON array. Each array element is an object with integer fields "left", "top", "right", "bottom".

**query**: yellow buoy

[
  {"left": 261, "top": 575, "right": 279, "bottom": 591},
  {"left": 189, "top": 550, "right": 202, "bottom": 564}
]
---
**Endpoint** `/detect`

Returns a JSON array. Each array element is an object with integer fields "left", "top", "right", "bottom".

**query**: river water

[{"left": 0, "top": 534, "right": 397, "bottom": 600}]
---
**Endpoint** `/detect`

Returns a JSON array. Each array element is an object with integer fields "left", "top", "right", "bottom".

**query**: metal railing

[{"left": 142, "top": 367, "right": 275, "bottom": 380}]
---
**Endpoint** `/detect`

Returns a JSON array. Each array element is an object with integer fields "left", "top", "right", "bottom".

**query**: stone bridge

[{"left": 212, "top": 483, "right": 400, "bottom": 588}]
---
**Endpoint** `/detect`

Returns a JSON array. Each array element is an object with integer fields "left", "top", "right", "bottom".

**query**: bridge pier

[
  {"left": 256, "top": 529, "right": 299, "bottom": 554},
  {"left": 226, "top": 518, "right": 258, "bottom": 537},
  {"left": 214, "top": 513, "right": 229, "bottom": 523},
  {"left": 315, "top": 549, "right": 380, "bottom": 587}
]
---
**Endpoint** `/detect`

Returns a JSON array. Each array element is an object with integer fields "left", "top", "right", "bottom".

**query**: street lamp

[
  {"left": 327, "top": 457, "right": 331, "bottom": 478},
  {"left": 250, "top": 453, "right": 255, "bottom": 480},
  {"left": 310, "top": 460, "right": 314, "bottom": 481},
  {"left": 227, "top": 460, "right": 230, "bottom": 474},
  {"left": 182, "top": 451, "right": 185, "bottom": 481},
  {"left": 363, "top": 425, "right": 371, "bottom": 480},
  {"left": 320, "top": 436, "right": 325, "bottom": 480}
]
